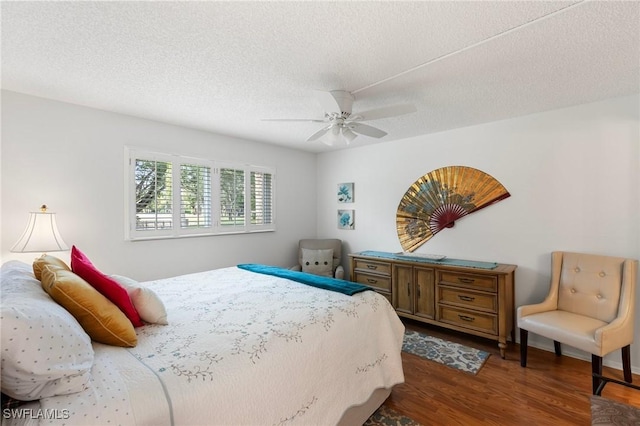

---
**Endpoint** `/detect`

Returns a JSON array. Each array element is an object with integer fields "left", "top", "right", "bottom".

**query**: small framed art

[
  {"left": 337, "top": 183, "right": 354, "bottom": 203},
  {"left": 338, "top": 209, "right": 355, "bottom": 230}
]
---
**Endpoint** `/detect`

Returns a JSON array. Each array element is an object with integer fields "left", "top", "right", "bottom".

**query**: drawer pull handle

[
  {"left": 458, "top": 315, "right": 475, "bottom": 322},
  {"left": 367, "top": 278, "right": 378, "bottom": 284},
  {"left": 458, "top": 295, "right": 475, "bottom": 302},
  {"left": 366, "top": 265, "right": 378, "bottom": 270},
  {"left": 458, "top": 278, "right": 475, "bottom": 284}
]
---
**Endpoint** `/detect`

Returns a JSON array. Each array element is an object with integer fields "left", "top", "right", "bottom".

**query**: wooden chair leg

[
  {"left": 592, "top": 354, "right": 603, "bottom": 395},
  {"left": 622, "top": 345, "right": 632, "bottom": 383},
  {"left": 520, "top": 329, "right": 528, "bottom": 367},
  {"left": 553, "top": 340, "right": 562, "bottom": 356}
]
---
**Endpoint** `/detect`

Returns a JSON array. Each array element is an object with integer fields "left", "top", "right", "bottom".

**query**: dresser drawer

[
  {"left": 438, "top": 286, "right": 497, "bottom": 313},
  {"left": 438, "top": 306, "right": 498, "bottom": 335},
  {"left": 438, "top": 271, "right": 497, "bottom": 292},
  {"left": 354, "top": 259, "right": 391, "bottom": 276},
  {"left": 354, "top": 272, "right": 391, "bottom": 292}
]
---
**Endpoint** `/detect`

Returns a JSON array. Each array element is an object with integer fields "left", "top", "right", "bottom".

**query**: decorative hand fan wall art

[{"left": 396, "top": 166, "right": 510, "bottom": 252}]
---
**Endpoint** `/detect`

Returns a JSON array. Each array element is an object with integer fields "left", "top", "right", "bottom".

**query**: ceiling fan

[{"left": 262, "top": 90, "right": 417, "bottom": 146}]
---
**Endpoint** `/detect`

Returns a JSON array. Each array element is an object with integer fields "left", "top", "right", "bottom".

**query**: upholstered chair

[
  {"left": 291, "top": 239, "right": 344, "bottom": 279},
  {"left": 517, "top": 251, "right": 638, "bottom": 394}
]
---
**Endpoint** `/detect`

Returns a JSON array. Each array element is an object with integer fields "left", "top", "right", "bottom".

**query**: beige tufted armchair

[{"left": 517, "top": 251, "right": 638, "bottom": 394}]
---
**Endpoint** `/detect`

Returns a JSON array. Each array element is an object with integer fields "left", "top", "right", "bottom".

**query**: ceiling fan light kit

[
  {"left": 341, "top": 127, "right": 357, "bottom": 144},
  {"left": 319, "top": 125, "right": 359, "bottom": 146},
  {"left": 262, "top": 90, "right": 416, "bottom": 147}
]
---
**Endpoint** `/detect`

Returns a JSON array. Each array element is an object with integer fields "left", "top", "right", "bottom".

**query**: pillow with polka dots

[
  {"left": 301, "top": 248, "right": 334, "bottom": 277},
  {"left": 0, "top": 261, "right": 94, "bottom": 401}
]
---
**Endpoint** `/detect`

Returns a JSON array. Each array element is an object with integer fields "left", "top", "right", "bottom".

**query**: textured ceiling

[{"left": 2, "top": 1, "right": 639, "bottom": 153}]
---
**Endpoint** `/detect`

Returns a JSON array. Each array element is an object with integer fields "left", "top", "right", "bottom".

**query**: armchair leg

[
  {"left": 553, "top": 341, "right": 562, "bottom": 356},
  {"left": 520, "top": 329, "right": 528, "bottom": 367},
  {"left": 622, "top": 345, "right": 632, "bottom": 383},
  {"left": 592, "top": 355, "right": 603, "bottom": 395}
]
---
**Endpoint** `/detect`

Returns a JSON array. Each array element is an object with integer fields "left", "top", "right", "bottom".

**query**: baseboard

[{"left": 522, "top": 335, "right": 639, "bottom": 375}]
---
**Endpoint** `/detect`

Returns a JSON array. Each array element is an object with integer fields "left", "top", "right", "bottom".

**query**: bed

[{"left": 1, "top": 259, "right": 405, "bottom": 425}]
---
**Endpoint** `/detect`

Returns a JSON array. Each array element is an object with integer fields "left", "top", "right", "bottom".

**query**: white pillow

[
  {"left": 301, "top": 248, "right": 334, "bottom": 277},
  {"left": 1, "top": 261, "right": 94, "bottom": 401},
  {"left": 110, "top": 275, "right": 168, "bottom": 325}
]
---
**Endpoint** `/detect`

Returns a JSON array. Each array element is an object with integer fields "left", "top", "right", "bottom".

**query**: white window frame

[{"left": 125, "top": 147, "right": 276, "bottom": 241}]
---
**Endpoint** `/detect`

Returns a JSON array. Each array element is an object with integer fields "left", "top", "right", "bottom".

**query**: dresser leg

[{"left": 498, "top": 342, "right": 506, "bottom": 359}]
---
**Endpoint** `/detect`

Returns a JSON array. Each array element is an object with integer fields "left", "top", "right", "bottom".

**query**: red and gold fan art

[{"left": 396, "top": 166, "right": 510, "bottom": 252}]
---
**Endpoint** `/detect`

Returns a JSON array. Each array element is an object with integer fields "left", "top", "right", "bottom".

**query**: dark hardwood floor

[{"left": 384, "top": 319, "right": 640, "bottom": 425}]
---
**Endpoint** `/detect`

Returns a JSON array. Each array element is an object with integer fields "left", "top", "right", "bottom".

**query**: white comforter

[{"left": 31, "top": 266, "right": 405, "bottom": 425}]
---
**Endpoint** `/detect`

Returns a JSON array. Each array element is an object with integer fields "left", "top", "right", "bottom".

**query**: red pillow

[{"left": 70, "top": 246, "right": 144, "bottom": 327}]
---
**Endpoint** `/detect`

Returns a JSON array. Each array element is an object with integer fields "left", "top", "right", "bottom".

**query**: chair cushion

[
  {"left": 298, "top": 239, "right": 342, "bottom": 274},
  {"left": 558, "top": 252, "right": 624, "bottom": 323},
  {"left": 518, "top": 310, "right": 607, "bottom": 355},
  {"left": 301, "top": 248, "right": 334, "bottom": 277}
]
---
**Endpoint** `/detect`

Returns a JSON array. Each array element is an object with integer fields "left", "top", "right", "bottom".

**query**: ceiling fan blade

[
  {"left": 313, "top": 90, "right": 342, "bottom": 114},
  {"left": 306, "top": 126, "right": 331, "bottom": 142},
  {"left": 351, "top": 104, "right": 417, "bottom": 122},
  {"left": 350, "top": 123, "right": 388, "bottom": 138},
  {"left": 313, "top": 90, "right": 354, "bottom": 114},
  {"left": 261, "top": 118, "right": 325, "bottom": 122}
]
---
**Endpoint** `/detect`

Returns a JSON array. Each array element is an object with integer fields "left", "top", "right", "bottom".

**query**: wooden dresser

[{"left": 349, "top": 251, "right": 517, "bottom": 358}]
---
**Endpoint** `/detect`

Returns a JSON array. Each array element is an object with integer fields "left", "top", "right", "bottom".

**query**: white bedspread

[{"left": 34, "top": 266, "right": 405, "bottom": 425}]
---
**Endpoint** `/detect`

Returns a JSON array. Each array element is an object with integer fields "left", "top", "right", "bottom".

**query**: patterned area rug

[
  {"left": 402, "top": 329, "right": 490, "bottom": 375},
  {"left": 591, "top": 396, "right": 640, "bottom": 425},
  {"left": 364, "top": 405, "right": 422, "bottom": 426}
]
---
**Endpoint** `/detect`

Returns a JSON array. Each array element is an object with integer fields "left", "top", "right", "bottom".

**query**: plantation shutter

[
  {"left": 127, "top": 147, "right": 275, "bottom": 239},
  {"left": 180, "top": 163, "right": 212, "bottom": 229},
  {"left": 251, "top": 170, "right": 273, "bottom": 225},
  {"left": 219, "top": 167, "right": 245, "bottom": 227}
]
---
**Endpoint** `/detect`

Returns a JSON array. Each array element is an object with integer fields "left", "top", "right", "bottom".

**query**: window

[{"left": 126, "top": 148, "right": 275, "bottom": 240}]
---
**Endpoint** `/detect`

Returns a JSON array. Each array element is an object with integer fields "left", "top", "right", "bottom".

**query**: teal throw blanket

[{"left": 237, "top": 264, "right": 370, "bottom": 296}]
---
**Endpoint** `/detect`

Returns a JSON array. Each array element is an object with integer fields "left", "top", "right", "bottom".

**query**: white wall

[
  {"left": 317, "top": 94, "right": 640, "bottom": 370},
  {"left": 1, "top": 91, "right": 318, "bottom": 280},
  {"left": 3, "top": 90, "right": 639, "bottom": 371}
]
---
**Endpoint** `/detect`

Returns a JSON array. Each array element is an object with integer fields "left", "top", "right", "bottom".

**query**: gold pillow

[
  {"left": 40, "top": 265, "right": 137, "bottom": 347},
  {"left": 33, "top": 255, "right": 71, "bottom": 281}
]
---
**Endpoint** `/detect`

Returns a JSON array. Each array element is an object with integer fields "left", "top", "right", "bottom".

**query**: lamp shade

[{"left": 10, "top": 207, "right": 68, "bottom": 253}]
